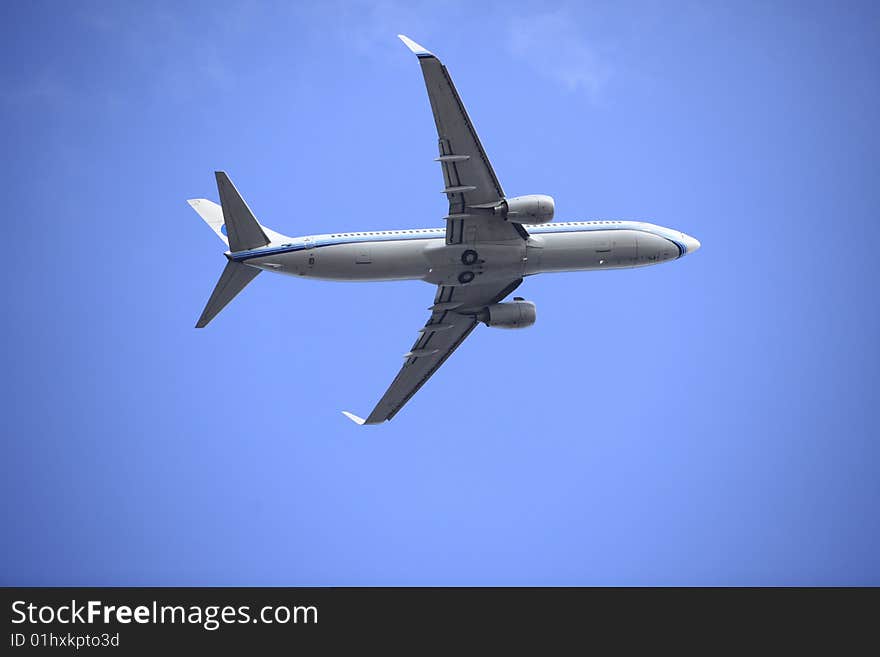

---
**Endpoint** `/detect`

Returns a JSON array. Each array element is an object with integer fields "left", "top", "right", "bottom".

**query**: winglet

[
  {"left": 341, "top": 411, "right": 367, "bottom": 425},
  {"left": 397, "top": 34, "right": 433, "bottom": 58}
]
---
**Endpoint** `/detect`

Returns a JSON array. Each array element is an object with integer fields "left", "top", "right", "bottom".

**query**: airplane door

[{"left": 356, "top": 246, "right": 372, "bottom": 264}]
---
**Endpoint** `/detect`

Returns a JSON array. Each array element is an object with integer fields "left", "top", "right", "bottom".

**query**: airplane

[{"left": 188, "top": 35, "right": 701, "bottom": 425}]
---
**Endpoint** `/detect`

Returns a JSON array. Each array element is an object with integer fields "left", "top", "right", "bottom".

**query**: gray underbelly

[{"left": 249, "top": 240, "right": 436, "bottom": 281}]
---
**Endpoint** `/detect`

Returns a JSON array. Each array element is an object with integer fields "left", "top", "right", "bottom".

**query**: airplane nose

[{"left": 681, "top": 233, "right": 701, "bottom": 254}]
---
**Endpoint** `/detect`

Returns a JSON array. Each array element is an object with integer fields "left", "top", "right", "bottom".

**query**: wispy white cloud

[
  {"left": 98, "top": 5, "right": 236, "bottom": 102},
  {"left": 330, "top": 0, "right": 432, "bottom": 60},
  {"left": 0, "top": 4, "right": 240, "bottom": 111},
  {"left": 508, "top": 9, "right": 611, "bottom": 98}
]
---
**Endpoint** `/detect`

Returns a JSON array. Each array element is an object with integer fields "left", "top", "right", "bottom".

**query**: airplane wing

[
  {"left": 342, "top": 37, "right": 529, "bottom": 425},
  {"left": 398, "top": 34, "right": 527, "bottom": 244},
  {"left": 343, "top": 278, "right": 522, "bottom": 425}
]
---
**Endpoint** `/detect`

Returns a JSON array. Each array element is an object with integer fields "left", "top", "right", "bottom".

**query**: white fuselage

[{"left": 230, "top": 220, "right": 701, "bottom": 284}]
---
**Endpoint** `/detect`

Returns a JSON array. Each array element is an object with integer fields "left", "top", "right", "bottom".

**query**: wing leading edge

[{"left": 343, "top": 278, "right": 522, "bottom": 425}]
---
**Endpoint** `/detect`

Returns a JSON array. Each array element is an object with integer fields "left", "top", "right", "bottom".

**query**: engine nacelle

[
  {"left": 501, "top": 194, "right": 555, "bottom": 224},
  {"left": 476, "top": 298, "right": 537, "bottom": 329}
]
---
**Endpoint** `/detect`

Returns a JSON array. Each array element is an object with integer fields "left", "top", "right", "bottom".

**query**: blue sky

[{"left": 2, "top": 0, "right": 878, "bottom": 585}]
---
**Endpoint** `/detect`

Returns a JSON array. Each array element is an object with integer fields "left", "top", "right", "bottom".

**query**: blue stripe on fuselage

[
  {"left": 228, "top": 222, "right": 686, "bottom": 262},
  {"left": 229, "top": 230, "right": 444, "bottom": 262}
]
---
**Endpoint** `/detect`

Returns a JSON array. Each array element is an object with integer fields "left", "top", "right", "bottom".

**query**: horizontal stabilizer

[
  {"left": 215, "top": 171, "right": 269, "bottom": 252},
  {"left": 195, "top": 261, "right": 260, "bottom": 328}
]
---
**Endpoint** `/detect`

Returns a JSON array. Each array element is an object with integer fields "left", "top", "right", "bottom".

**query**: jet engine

[
  {"left": 500, "top": 194, "right": 555, "bottom": 224},
  {"left": 476, "top": 298, "right": 536, "bottom": 329}
]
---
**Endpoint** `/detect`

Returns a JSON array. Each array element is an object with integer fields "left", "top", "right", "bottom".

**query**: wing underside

[
  {"left": 348, "top": 279, "right": 522, "bottom": 424},
  {"left": 342, "top": 37, "right": 529, "bottom": 425},
  {"left": 401, "top": 35, "right": 527, "bottom": 245}
]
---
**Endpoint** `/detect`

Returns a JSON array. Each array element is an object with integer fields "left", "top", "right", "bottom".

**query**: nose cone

[{"left": 681, "top": 233, "right": 701, "bottom": 255}]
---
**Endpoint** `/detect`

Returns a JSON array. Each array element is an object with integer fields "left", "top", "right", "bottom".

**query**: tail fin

[
  {"left": 195, "top": 260, "right": 260, "bottom": 328},
  {"left": 187, "top": 198, "right": 228, "bottom": 245},
  {"left": 190, "top": 171, "right": 269, "bottom": 328},
  {"left": 188, "top": 172, "right": 290, "bottom": 246}
]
